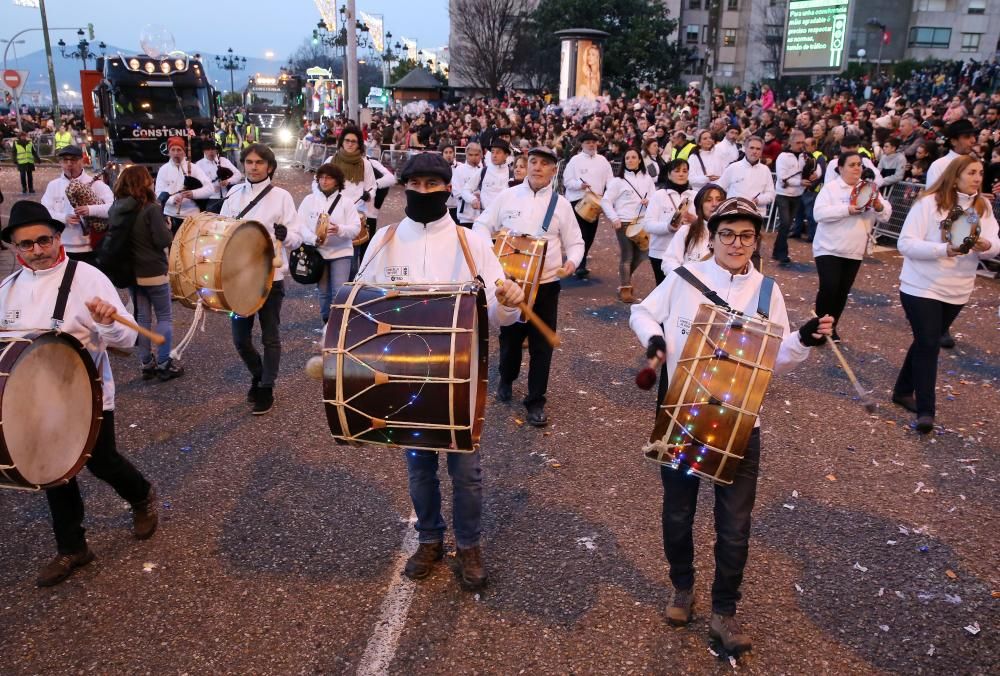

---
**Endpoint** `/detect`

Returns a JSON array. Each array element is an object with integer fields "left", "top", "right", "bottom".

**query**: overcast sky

[{"left": 1, "top": 0, "right": 450, "bottom": 62}]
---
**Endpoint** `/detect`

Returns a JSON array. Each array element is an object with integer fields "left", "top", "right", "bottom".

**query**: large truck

[
  {"left": 81, "top": 52, "right": 217, "bottom": 171},
  {"left": 244, "top": 72, "right": 304, "bottom": 146}
]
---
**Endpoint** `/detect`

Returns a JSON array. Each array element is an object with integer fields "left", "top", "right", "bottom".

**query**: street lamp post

[
  {"left": 312, "top": 8, "right": 370, "bottom": 118},
  {"left": 865, "top": 18, "right": 887, "bottom": 80},
  {"left": 57, "top": 29, "right": 106, "bottom": 70},
  {"left": 215, "top": 48, "right": 247, "bottom": 98}
]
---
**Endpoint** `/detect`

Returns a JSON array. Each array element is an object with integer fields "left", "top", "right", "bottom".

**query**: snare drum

[
  {"left": 492, "top": 230, "right": 548, "bottom": 308},
  {"left": 0, "top": 331, "right": 102, "bottom": 491},
  {"left": 322, "top": 283, "right": 488, "bottom": 452},
  {"left": 574, "top": 190, "right": 603, "bottom": 222},
  {"left": 850, "top": 180, "right": 877, "bottom": 211},
  {"left": 169, "top": 213, "right": 277, "bottom": 317},
  {"left": 624, "top": 220, "right": 650, "bottom": 251},
  {"left": 643, "top": 304, "right": 783, "bottom": 485},
  {"left": 941, "top": 205, "right": 981, "bottom": 254}
]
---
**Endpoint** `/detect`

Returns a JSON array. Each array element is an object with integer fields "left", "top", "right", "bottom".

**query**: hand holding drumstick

[{"left": 86, "top": 298, "right": 166, "bottom": 346}]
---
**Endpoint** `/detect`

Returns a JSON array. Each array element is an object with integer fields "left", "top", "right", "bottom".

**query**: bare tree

[
  {"left": 449, "top": 0, "right": 530, "bottom": 94},
  {"left": 747, "top": 0, "right": 788, "bottom": 89}
]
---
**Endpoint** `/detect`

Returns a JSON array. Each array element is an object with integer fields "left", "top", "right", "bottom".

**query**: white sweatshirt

[
  {"left": 472, "top": 181, "right": 585, "bottom": 284},
  {"left": 298, "top": 189, "right": 362, "bottom": 260},
  {"left": 366, "top": 158, "right": 397, "bottom": 221},
  {"left": 155, "top": 160, "right": 214, "bottom": 217},
  {"left": 898, "top": 192, "right": 1000, "bottom": 304},
  {"left": 716, "top": 138, "right": 741, "bottom": 167},
  {"left": 452, "top": 160, "right": 483, "bottom": 223},
  {"left": 601, "top": 171, "right": 656, "bottom": 223},
  {"left": 775, "top": 152, "right": 818, "bottom": 197},
  {"left": 687, "top": 146, "right": 728, "bottom": 190},
  {"left": 641, "top": 188, "right": 697, "bottom": 259},
  {"left": 356, "top": 213, "right": 520, "bottom": 329},
  {"left": 221, "top": 178, "right": 304, "bottom": 282},
  {"left": 717, "top": 159, "right": 775, "bottom": 215},
  {"left": 562, "top": 151, "right": 614, "bottom": 202},
  {"left": 663, "top": 223, "right": 711, "bottom": 271},
  {"left": 462, "top": 161, "right": 510, "bottom": 213},
  {"left": 195, "top": 156, "right": 243, "bottom": 199},
  {"left": 0, "top": 255, "right": 136, "bottom": 410},
  {"left": 812, "top": 177, "right": 893, "bottom": 260},
  {"left": 40, "top": 172, "right": 113, "bottom": 253},
  {"left": 924, "top": 150, "right": 961, "bottom": 189},
  {"left": 629, "top": 257, "right": 811, "bottom": 427}
]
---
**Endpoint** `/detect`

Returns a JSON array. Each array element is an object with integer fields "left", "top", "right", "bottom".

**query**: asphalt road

[{"left": 0, "top": 156, "right": 997, "bottom": 675}]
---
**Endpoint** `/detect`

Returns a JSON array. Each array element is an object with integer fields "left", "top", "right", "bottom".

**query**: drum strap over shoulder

[
  {"left": 237, "top": 184, "right": 274, "bottom": 219},
  {"left": 541, "top": 191, "right": 559, "bottom": 233},
  {"left": 51, "top": 259, "right": 79, "bottom": 328},
  {"left": 326, "top": 193, "right": 343, "bottom": 216},
  {"left": 672, "top": 265, "right": 775, "bottom": 319}
]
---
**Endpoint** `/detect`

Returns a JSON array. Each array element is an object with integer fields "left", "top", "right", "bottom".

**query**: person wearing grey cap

[
  {"left": 473, "top": 146, "right": 584, "bottom": 427},
  {"left": 356, "top": 152, "right": 525, "bottom": 592}
]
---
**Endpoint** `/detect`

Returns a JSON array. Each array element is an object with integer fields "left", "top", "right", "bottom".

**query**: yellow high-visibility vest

[
  {"left": 15, "top": 141, "right": 34, "bottom": 165},
  {"left": 54, "top": 130, "right": 73, "bottom": 151}
]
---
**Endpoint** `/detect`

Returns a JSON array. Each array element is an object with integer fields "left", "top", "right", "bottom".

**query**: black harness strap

[
  {"left": 673, "top": 265, "right": 775, "bottom": 320},
  {"left": 52, "top": 258, "right": 78, "bottom": 327}
]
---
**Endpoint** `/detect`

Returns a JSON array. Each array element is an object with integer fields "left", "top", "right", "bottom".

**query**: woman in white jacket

[
  {"left": 642, "top": 159, "right": 696, "bottom": 285},
  {"left": 299, "top": 164, "right": 361, "bottom": 324},
  {"left": 663, "top": 184, "right": 726, "bottom": 274},
  {"left": 891, "top": 155, "right": 1000, "bottom": 433},
  {"left": 601, "top": 148, "right": 656, "bottom": 303},
  {"left": 811, "top": 152, "right": 892, "bottom": 342}
]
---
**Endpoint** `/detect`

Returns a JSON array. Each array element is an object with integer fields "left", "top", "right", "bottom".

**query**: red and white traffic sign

[{"left": 3, "top": 70, "right": 21, "bottom": 89}]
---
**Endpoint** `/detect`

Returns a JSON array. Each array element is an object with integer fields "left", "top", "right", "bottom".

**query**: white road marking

[{"left": 356, "top": 512, "right": 419, "bottom": 676}]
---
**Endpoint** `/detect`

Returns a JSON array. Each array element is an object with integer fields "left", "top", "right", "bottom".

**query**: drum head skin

[
  {"left": 221, "top": 221, "right": 276, "bottom": 317},
  {"left": 1, "top": 333, "right": 99, "bottom": 487}
]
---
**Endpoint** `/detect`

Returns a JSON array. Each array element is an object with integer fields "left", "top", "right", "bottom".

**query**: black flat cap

[
  {"left": 56, "top": 145, "right": 83, "bottom": 158},
  {"left": 488, "top": 139, "right": 512, "bottom": 154},
  {"left": 527, "top": 146, "right": 558, "bottom": 163},
  {"left": 399, "top": 152, "right": 452, "bottom": 183}
]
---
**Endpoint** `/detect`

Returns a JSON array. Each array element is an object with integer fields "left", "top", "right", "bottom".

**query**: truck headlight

[{"left": 277, "top": 128, "right": 293, "bottom": 143}]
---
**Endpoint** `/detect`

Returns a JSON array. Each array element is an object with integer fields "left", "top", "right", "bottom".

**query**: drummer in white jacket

[
  {"left": 663, "top": 184, "right": 726, "bottom": 273},
  {"left": 601, "top": 148, "right": 656, "bottom": 303},
  {"left": 641, "top": 159, "right": 696, "bottom": 285},
  {"left": 298, "top": 164, "right": 361, "bottom": 324},
  {"left": 811, "top": 152, "right": 892, "bottom": 342},
  {"left": 630, "top": 196, "right": 832, "bottom": 656},
  {"left": 890, "top": 154, "right": 999, "bottom": 433}
]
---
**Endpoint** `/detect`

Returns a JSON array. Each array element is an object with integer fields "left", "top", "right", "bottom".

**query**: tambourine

[
  {"left": 669, "top": 197, "right": 690, "bottom": 229},
  {"left": 940, "top": 205, "right": 981, "bottom": 254},
  {"left": 850, "top": 180, "right": 877, "bottom": 211}
]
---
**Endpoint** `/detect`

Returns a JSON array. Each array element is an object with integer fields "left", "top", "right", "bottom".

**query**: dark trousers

[
  {"left": 231, "top": 281, "right": 284, "bottom": 387},
  {"left": 660, "top": 428, "right": 761, "bottom": 616},
  {"left": 18, "top": 164, "right": 34, "bottom": 192},
  {"left": 894, "top": 292, "right": 963, "bottom": 417},
  {"left": 649, "top": 256, "right": 666, "bottom": 286},
  {"left": 814, "top": 255, "right": 862, "bottom": 324},
  {"left": 771, "top": 195, "right": 800, "bottom": 261},
  {"left": 66, "top": 251, "right": 98, "bottom": 266},
  {"left": 45, "top": 411, "right": 151, "bottom": 554},
  {"left": 570, "top": 200, "right": 599, "bottom": 271},
  {"left": 498, "top": 281, "right": 559, "bottom": 408},
  {"left": 167, "top": 216, "right": 185, "bottom": 235},
  {"left": 351, "top": 217, "right": 378, "bottom": 280}
]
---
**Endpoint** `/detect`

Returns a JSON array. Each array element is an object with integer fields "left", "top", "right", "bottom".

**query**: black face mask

[{"left": 405, "top": 189, "right": 450, "bottom": 224}]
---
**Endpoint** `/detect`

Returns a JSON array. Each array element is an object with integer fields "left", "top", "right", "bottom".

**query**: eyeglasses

[
  {"left": 14, "top": 235, "right": 57, "bottom": 252},
  {"left": 716, "top": 230, "right": 758, "bottom": 246},
  {"left": 342, "top": 138, "right": 358, "bottom": 145}
]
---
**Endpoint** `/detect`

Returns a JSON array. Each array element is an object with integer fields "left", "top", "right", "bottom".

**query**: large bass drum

[
  {"left": 0, "top": 331, "right": 102, "bottom": 491},
  {"left": 643, "top": 303, "right": 783, "bottom": 485},
  {"left": 169, "top": 212, "right": 276, "bottom": 317},
  {"left": 322, "top": 283, "right": 488, "bottom": 452}
]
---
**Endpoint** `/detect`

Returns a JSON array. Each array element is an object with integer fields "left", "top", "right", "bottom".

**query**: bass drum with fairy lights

[
  {"left": 642, "top": 302, "right": 783, "bottom": 485},
  {"left": 322, "top": 282, "right": 488, "bottom": 452},
  {"left": 169, "top": 213, "right": 276, "bottom": 317}
]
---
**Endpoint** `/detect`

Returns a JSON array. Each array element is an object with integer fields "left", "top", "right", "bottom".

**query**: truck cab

[{"left": 244, "top": 73, "right": 303, "bottom": 146}]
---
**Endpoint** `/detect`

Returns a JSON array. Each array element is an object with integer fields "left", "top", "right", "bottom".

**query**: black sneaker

[
  {"left": 831, "top": 330, "right": 842, "bottom": 344},
  {"left": 247, "top": 379, "right": 260, "bottom": 404},
  {"left": 36, "top": 548, "right": 95, "bottom": 587},
  {"left": 496, "top": 380, "right": 513, "bottom": 402},
  {"left": 939, "top": 333, "right": 955, "bottom": 349},
  {"left": 252, "top": 386, "right": 274, "bottom": 415},
  {"left": 140, "top": 359, "right": 157, "bottom": 381},
  {"left": 132, "top": 486, "right": 159, "bottom": 540},
  {"left": 403, "top": 542, "right": 443, "bottom": 580},
  {"left": 709, "top": 612, "right": 752, "bottom": 656},
  {"left": 574, "top": 267, "right": 590, "bottom": 279},
  {"left": 156, "top": 359, "right": 184, "bottom": 381},
  {"left": 915, "top": 415, "right": 934, "bottom": 434},
  {"left": 526, "top": 405, "right": 548, "bottom": 427}
]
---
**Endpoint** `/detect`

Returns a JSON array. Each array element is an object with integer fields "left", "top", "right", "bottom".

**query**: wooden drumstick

[
  {"left": 811, "top": 313, "right": 875, "bottom": 413},
  {"left": 111, "top": 313, "right": 166, "bottom": 346},
  {"left": 495, "top": 280, "right": 561, "bottom": 348}
]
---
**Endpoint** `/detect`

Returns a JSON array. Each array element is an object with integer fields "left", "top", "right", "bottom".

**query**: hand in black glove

[
  {"left": 646, "top": 335, "right": 666, "bottom": 359},
  {"left": 361, "top": 190, "right": 371, "bottom": 202},
  {"left": 798, "top": 317, "right": 827, "bottom": 347},
  {"left": 273, "top": 223, "right": 288, "bottom": 242}
]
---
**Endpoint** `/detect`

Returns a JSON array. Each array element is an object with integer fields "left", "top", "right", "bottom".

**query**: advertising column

[{"left": 554, "top": 29, "right": 610, "bottom": 101}]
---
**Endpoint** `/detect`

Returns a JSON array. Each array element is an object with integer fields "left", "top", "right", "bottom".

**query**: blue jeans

[
  {"left": 405, "top": 449, "right": 482, "bottom": 548},
  {"left": 660, "top": 429, "right": 761, "bottom": 616},
  {"left": 231, "top": 281, "right": 284, "bottom": 387},
  {"left": 131, "top": 283, "right": 173, "bottom": 365},
  {"left": 791, "top": 190, "right": 818, "bottom": 238},
  {"left": 319, "top": 256, "right": 352, "bottom": 323}
]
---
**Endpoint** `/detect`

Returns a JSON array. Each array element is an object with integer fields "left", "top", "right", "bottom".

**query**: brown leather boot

[
  {"left": 403, "top": 542, "right": 443, "bottom": 580},
  {"left": 453, "top": 545, "right": 488, "bottom": 590},
  {"left": 132, "top": 486, "right": 159, "bottom": 540},
  {"left": 36, "top": 548, "right": 95, "bottom": 587},
  {"left": 618, "top": 286, "right": 636, "bottom": 303},
  {"left": 667, "top": 587, "right": 695, "bottom": 626},
  {"left": 709, "top": 612, "right": 752, "bottom": 655}
]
